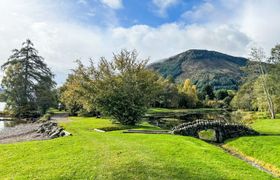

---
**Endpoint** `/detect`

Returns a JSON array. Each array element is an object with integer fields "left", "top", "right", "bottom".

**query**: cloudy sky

[{"left": 0, "top": 0, "right": 280, "bottom": 84}]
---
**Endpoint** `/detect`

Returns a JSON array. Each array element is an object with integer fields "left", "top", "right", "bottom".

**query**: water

[
  {"left": 0, "top": 120, "right": 22, "bottom": 132},
  {"left": 0, "top": 102, "right": 6, "bottom": 112},
  {"left": 146, "top": 109, "right": 239, "bottom": 129}
]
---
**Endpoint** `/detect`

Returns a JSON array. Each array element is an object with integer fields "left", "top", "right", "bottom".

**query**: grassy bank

[
  {"left": 225, "top": 117, "right": 280, "bottom": 175},
  {"left": 0, "top": 116, "right": 274, "bottom": 179}
]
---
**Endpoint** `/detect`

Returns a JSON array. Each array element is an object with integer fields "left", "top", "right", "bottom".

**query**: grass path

[{"left": 0, "top": 117, "right": 275, "bottom": 179}]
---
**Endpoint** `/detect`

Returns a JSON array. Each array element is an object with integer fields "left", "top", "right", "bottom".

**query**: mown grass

[
  {"left": 225, "top": 116, "right": 280, "bottom": 174},
  {"left": 252, "top": 119, "right": 280, "bottom": 135},
  {"left": 0, "top": 117, "right": 275, "bottom": 179}
]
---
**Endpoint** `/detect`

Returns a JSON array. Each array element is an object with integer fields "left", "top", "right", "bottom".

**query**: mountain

[{"left": 148, "top": 49, "right": 249, "bottom": 91}]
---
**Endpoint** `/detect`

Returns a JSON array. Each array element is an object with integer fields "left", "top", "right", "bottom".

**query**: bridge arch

[{"left": 172, "top": 120, "right": 259, "bottom": 143}]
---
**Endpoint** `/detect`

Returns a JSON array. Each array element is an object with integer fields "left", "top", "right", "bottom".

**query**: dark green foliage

[
  {"left": 0, "top": 93, "right": 6, "bottom": 102},
  {"left": 201, "top": 84, "right": 215, "bottom": 100},
  {"left": 270, "top": 44, "right": 280, "bottom": 95},
  {"left": 215, "top": 89, "right": 229, "bottom": 100},
  {"left": 153, "top": 80, "right": 180, "bottom": 108},
  {"left": 231, "top": 81, "right": 256, "bottom": 111},
  {"left": 223, "top": 96, "right": 233, "bottom": 107},
  {"left": 1, "top": 39, "right": 56, "bottom": 117},
  {"left": 94, "top": 50, "right": 161, "bottom": 125},
  {"left": 60, "top": 60, "right": 97, "bottom": 116},
  {"left": 149, "top": 49, "right": 248, "bottom": 91}
]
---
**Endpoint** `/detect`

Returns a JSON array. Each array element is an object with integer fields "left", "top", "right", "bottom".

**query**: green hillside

[{"left": 148, "top": 49, "right": 249, "bottom": 90}]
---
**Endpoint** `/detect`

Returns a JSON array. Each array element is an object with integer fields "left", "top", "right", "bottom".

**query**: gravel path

[{"left": 0, "top": 113, "right": 70, "bottom": 144}]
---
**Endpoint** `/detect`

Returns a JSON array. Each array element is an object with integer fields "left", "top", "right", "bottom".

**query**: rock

[{"left": 37, "top": 122, "right": 72, "bottom": 139}]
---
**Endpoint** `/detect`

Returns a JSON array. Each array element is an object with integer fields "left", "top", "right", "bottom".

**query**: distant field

[{"left": 0, "top": 116, "right": 273, "bottom": 179}]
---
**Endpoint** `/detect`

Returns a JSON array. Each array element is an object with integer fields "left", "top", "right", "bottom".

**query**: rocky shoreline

[
  {"left": 0, "top": 123, "right": 48, "bottom": 144},
  {"left": 0, "top": 115, "right": 71, "bottom": 144}
]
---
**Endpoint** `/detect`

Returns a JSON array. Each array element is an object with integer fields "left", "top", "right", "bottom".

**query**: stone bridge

[{"left": 172, "top": 120, "right": 259, "bottom": 143}]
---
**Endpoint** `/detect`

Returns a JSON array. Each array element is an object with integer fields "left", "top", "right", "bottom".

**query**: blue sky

[
  {"left": 0, "top": 0, "right": 280, "bottom": 84},
  {"left": 56, "top": 0, "right": 200, "bottom": 27}
]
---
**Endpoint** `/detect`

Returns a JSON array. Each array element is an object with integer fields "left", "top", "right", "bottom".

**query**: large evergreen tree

[{"left": 1, "top": 39, "right": 56, "bottom": 117}]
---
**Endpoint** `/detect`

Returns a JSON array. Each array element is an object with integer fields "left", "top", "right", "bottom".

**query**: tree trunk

[{"left": 259, "top": 63, "right": 276, "bottom": 119}]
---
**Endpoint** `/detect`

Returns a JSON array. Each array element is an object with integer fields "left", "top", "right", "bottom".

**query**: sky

[{"left": 0, "top": 0, "right": 280, "bottom": 85}]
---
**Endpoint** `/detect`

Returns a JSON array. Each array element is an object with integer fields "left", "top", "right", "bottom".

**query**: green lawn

[
  {"left": 252, "top": 119, "right": 280, "bottom": 135},
  {"left": 0, "top": 117, "right": 274, "bottom": 179},
  {"left": 225, "top": 117, "right": 280, "bottom": 176}
]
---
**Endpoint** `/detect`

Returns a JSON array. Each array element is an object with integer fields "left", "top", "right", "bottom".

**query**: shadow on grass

[
  {"left": 90, "top": 123, "right": 162, "bottom": 132},
  {"left": 259, "top": 133, "right": 280, "bottom": 136}
]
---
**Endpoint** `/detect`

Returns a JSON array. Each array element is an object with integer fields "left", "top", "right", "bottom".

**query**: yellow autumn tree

[{"left": 178, "top": 79, "right": 198, "bottom": 108}]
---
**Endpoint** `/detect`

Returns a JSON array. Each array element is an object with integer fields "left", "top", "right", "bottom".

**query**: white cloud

[
  {"left": 182, "top": 2, "right": 215, "bottom": 22},
  {"left": 100, "top": 0, "right": 123, "bottom": 9},
  {"left": 111, "top": 23, "right": 251, "bottom": 60},
  {"left": 236, "top": 0, "right": 280, "bottom": 51},
  {"left": 0, "top": 0, "right": 280, "bottom": 84},
  {"left": 152, "top": 0, "right": 179, "bottom": 17}
]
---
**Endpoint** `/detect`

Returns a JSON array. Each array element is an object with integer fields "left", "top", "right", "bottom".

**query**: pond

[
  {"left": 0, "top": 102, "right": 6, "bottom": 112},
  {"left": 146, "top": 109, "right": 241, "bottom": 129},
  {"left": 0, "top": 120, "right": 22, "bottom": 132}
]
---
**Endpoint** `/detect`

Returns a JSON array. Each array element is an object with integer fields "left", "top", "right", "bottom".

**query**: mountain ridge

[{"left": 148, "top": 49, "right": 249, "bottom": 90}]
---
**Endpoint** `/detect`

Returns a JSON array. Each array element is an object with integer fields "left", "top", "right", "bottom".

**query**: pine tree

[{"left": 1, "top": 39, "right": 56, "bottom": 117}]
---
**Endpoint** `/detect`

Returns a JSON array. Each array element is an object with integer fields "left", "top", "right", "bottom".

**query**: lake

[
  {"left": 0, "top": 102, "right": 6, "bottom": 112},
  {"left": 0, "top": 120, "right": 22, "bottom": 132},
  {"left": 0, "top": 102, "right": 22, "bottom": 132}
]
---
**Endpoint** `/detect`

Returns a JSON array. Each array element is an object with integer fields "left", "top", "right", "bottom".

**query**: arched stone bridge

[{"left": 172, "top": 120, "right": 259, "bottom": 143}]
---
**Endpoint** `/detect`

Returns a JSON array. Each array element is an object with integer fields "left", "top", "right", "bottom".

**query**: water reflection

[
  {"left": 0, "top": 120, "right": 21, "bottom": 132},
  {"left": 0, "top": 102, "right": 6, "bottom": 112},
  {"left": 146, "top": 110, "right": 240, "bottom": 129}
]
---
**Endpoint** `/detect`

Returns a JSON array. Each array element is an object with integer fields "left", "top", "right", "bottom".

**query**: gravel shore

[
  {"left": 0, "top": 122, "right": 49, "bottom": 144},
  {"left": 0, "top": 114, "right": 69, "bottom": 144}
]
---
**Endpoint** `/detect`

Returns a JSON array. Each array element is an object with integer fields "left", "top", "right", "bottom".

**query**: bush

[
  {"left": 215, "top": 89, "right": 229, "bottom": 100},
  {"left": 206, "top": 100, "right": 224, "bottom": 108},
  {"left": 39, "top": 113, "right": 52, "bottom": 122},
  {"left": 94, "top": 50, "right": 161, "bottom": 125}
]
